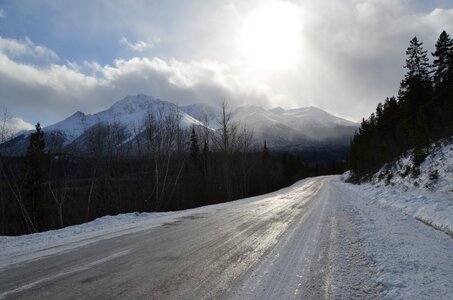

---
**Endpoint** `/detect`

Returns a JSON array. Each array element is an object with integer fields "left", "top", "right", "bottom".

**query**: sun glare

[{"left": 241, "top": 2, "right": 302, "bottom": 70}]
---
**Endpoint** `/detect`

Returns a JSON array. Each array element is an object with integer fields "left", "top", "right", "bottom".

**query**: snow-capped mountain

[
  {"left": 47, "top": 94, "right": 203, "bottom": 146},
  {"left": 182, "top": 103, "right": 358, "bottom": 150},
  {"left": 0, "top": 94, "right": 358, "bottom": 155},
  {"left": 0, "top": 94, "right": 204, "bottom": 155}
]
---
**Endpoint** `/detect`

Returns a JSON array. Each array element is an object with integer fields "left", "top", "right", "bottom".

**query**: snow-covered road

[{"left": 1, "top": 176, "right": 452, "bottom": 299}]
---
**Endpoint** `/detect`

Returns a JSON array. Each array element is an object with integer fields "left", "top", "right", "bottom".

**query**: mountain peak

[
  {"left": 269, "top": 107, "right": 285, "bottom": 114},
  {"left": 109, "top": 94, "right": 162, "bottom": 114},
  {"left": 71, "top": 111, "right": 86, "bottom": 118}
]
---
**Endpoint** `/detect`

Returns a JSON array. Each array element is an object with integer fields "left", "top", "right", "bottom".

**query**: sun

[{"left": 241, "top": 2, "right": 302, "bottom": 70}]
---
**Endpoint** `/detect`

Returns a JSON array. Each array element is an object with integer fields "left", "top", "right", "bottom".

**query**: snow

[
  {"left": 1, "top": 172, "right": 452, "bottom": 298},
  {"left": 43, "top": 94, "right": 205, "bottom": 146},
  {"left": 346, "top": 139, "right": 453, "bottom": 236},
  {"left": 336, "top": 138, "right": 453, "bottom": 298},
  {"left": 334, "top": 177, "right": 453, "bottom": 299}
]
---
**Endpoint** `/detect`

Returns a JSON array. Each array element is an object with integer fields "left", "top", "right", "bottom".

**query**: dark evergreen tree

[
  {"left": 262, "top": 140, "right": 268, "bottom": 160},
  {"left": 189, "top": 126, "right": 199, "bottom": 158},
  {"left": 399, "top": 36, "right": 432, "bottom": 106},
  {"left": 432, "top": 30, "right": 453, "bottom": 89},
  {"left": 23, "top": 123, "right": 46, "bottom": 231},
  {"left": 348, "top": 33, "right": 453, "bottom": 179}
]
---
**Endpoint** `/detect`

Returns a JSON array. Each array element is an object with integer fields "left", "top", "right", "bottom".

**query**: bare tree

[
  {"left": 213, "top": 100, "right": 238, "bottom": 200},
  {"left": 0, "top": 107, "right": 12, "bottom": 144},
  {"left": 143, "top": 106, "right": 187, "bottom": 210},
  {"left": 48, "top": 157, "right": 69, "bottom": 228},
  {"left": 0, "top": 157, "right": 37, "bottom": 233},
  {"left": 236, "top": 124, "right": 255, "bottom": 196}
]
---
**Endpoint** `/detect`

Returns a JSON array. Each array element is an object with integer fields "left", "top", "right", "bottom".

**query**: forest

[
  {"left": 0, "top": 104, "right": 344, "bottom": 235},
  {"left": 348, "top": 31, "right": 453, "bottom": 180}
]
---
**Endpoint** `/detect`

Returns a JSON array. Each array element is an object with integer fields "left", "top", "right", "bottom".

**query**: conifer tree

[
  {"left": 399, "top": 36, "right": 432, "bottom": 105},
  {"left": 262, "top": 140, "right": 268, "bottom": 160},
  {"left": 23, "top": 123, "right": 46, "bottom": 231},
  {"left": 432, "top": 30, "right": 453, "bottom": 89},
  {"left": 189, "top": 126, "right": 199, "bottom": 158}
]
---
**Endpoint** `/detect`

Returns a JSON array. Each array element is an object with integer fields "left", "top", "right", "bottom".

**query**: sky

[{"left": 1, "top": 0, "right": 453, "bottom": 131}]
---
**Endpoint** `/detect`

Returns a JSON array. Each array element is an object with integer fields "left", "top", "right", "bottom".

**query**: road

[{"left": 0, "top": 176, "right": 378, "bottom": 299}]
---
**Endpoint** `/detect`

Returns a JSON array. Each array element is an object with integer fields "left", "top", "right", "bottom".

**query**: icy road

[{"left": 1, "top": 176, "right": 452, "bottom": 299}]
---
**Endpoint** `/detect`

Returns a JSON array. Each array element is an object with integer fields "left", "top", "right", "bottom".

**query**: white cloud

[
  {"left": 7, "top": 117, "right": 34, "bottom": 132},
  {"left": 422, "top": 8, "right": 453, "bottom": 33},
  {"left": 2, "top": 1, "right": 453, "bottom": 125},
  {"left": 1, "top": 116, "right": 34, "bottom": 141},
  {"left": 120, "top": 37, "right": 159, "bottom": 52},
  {"left": 0, "top": 36, "right": 59, "bottom": 61},
  {"left": 0, "top": 9, "right": 5, "bottom": 18},
  {"left": 0, "top": 36, "right": 272, "bottom": 126}
]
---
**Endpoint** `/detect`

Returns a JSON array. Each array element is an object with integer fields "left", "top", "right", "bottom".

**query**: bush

[{"left": 429, "top": 169, "right": 439, "bottom": 181}]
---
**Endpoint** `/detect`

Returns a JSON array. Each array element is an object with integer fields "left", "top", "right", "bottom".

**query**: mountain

[
  {"left": 182, "top": 103, "right": 358, "bottom": 150},
  {"left": 0, "top": 94, "right": 204, "bottom": 155},
  {"left": 0, "top": 94, "right": 358, "bottom": 155}
]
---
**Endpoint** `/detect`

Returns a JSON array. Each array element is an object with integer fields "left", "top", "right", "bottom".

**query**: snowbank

[
  {"left": 0, "top": 211, "right": 189, "bottom": 269},
  {"left": 334, "top": 177, "right": 453, "bottom": 299},
  {"left": 345, "top": 140, "right": 453, "bottom": 236},
  {"left": 0, "top": 177, "right": 315, "bottom": 269}
]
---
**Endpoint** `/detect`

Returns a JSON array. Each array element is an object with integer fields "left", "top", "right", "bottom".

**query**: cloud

[
  {"left": 120, "top": 37, "right": 159, "bottom": 52},
  {"left": 5, "top": 117, "right": 34, "bottom": 134},
  {"left": 0, "top": 36, "right": 272, "bottom": 126},
  {"left": 0, "top": 9, "right": 5, "bottom": 18},
  {"left": 422, "top": 8, "right": 453, "bottom": 32},
  {"left": 0, "top": 36, "right": 59, "bottom": 61},
  {"left": 1, "top": 1, "right": 453, "bottom": 125},
  {"left": 0, "top": 109, "right": 34, "bottom": 140}
]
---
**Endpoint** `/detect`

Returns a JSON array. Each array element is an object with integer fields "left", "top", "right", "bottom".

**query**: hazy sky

[{"left": 1, "top": 0, "right": 453, "bottom": 129}]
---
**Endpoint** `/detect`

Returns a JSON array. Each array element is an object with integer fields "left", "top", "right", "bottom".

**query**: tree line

[
  {"left": 348, "top": 31, "right": 453, "bottom": 179},
  {"left": 0, "top": 102, "right": 343, "bottom": 235}
]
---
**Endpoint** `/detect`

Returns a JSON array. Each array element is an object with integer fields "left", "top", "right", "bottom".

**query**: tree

[
  {"left": 262, "top": 140, "right": 269, "bottom": 160},
  {"left": 214, "top": 101, "right": 237, "bottom": 200},
  {"left": 432, "top": 31, "right": 453, "bottom": 89},
  {"left": 399, "top": 36, "right": 432, "bottom": 106},
  {"left": 0, "top": 107, "right": 12, "bottom": 144},
  {"left": 23, "top": 123, "right": 46, "bottom": 231},
  {"left": 190, "top": 126, "right": 199, "bottom": 158}
]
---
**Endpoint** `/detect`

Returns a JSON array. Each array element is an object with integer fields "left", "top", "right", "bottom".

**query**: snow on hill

[
  {"left": 230, "top": 104, "right": 358, "bottom": 148},
  {"left": 0, "top": 94, "right": 358, "bottom": 155},
  {"left": 180, "top": 103, "right": 220, "bottom": 128},
  {"left": 0, "top": 95, "right": 204, "bottom": 155},
  {"left": 343, "top": 138, "right": 453, "bottom": 236},
  {"left": 182, "top": 103, "right": 358, "bottom": 149},
  {"left": 47, "top": 94, "right": 203, "bottom": 146}
]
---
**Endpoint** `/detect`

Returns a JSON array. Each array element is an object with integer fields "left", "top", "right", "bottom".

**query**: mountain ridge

[{"left": 0, "top": 94, "right": 358, "bottom": 155}]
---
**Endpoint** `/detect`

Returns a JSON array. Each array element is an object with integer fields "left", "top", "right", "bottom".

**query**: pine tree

[
  {"left": 262, "top": 140, "right": 268, "bottom": 160},
  {"left": 399, "top": 36, "right": 432, "bottom": 104},
  {"left": 404, "top": 37, "right": 431, "bottom": 79},
  {"left": 432, "top": 31, "right": 453, "bottom": 89},
  {"left": 23, "top": 123, "right": 46, "bottom": 231},
  {"left": 189, "top": 126, "right": 199, "bottom": 158}
]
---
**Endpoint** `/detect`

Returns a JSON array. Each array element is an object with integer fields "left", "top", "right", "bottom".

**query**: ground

[{"left": 0, "top": 175, "right": 452, "bottom": 299}]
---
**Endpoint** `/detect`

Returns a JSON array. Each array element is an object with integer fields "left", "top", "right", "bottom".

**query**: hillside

[{"left": 346, "top": 138, "right": 453, "bottom": 236}]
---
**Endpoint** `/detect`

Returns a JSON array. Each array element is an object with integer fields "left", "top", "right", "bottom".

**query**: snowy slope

[
  {"left": 180, "top": 103, "right": 221, "bottom": 128},
  {"left": 47, "top": 94, "right": 203, "bottom": 145},
  {"left": 182, "top": 103, "right": 358, "bottom": 149},
  {"left": 345, "top": 139, "right": 453, "bottom": 236},
  {"left": 232, "top": 105, "right": 357, "bottom": 148},
  {"left": 333, "top": 177, "right": 453, "bottom": 299},
  {"left": 0, "top": 95, "right": 204, "bottom": 155},
  {"left": 0, "top": 95, "right": 357, "bottom": 155}
]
